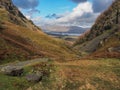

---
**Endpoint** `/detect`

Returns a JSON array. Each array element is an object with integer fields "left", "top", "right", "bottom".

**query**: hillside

[
  {"left": 74, "top": 0, "right": 120, "bottom": 58},
  {"left": 0, "top": 0, "right": 77, "bottom": 63}
]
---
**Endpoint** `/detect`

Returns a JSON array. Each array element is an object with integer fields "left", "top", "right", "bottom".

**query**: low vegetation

[
  {"left": 0, "top": 60, "right": 54, "bottom": 90},
  {"left": 1, "top": 58, "right": 119, "bottom": 90},
  {"left": 35, "top": 58, "right": 120, "bottom": 90}
]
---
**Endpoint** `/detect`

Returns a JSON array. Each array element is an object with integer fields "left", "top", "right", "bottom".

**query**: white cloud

[
  {"left": 56, "top": 2, "right": 93, "bottom": 23},
  {"left": 25, "top": 15, "right": 31, "bottom": 19},
  {"left": 32, "top": 1, "right": 98, "bottom": 28},
  {"left": 14, "top": 0, "right": 114, "bottom": 29}
]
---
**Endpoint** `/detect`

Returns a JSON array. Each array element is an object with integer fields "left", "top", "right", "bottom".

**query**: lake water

[{"left": 45, "top": 32, "right": 81, "bottom": 36}]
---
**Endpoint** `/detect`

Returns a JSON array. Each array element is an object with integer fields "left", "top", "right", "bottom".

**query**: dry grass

[
  {"left": 0, "top": 5, "right": 77, "bottom": 63},
  {"left": 0, "top": 21, "right": 77, "bottom": 63},
  {"left": 31, "top": 58, "right": 120, "bottom": 90}
]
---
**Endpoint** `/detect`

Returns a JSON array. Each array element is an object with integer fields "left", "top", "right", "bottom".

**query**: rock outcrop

[
  {"left": 75, "top": 0, "right": 120, "bottom": 45},
  {"left": 0, "top": 0, "right": 38, "bottom": 30},
  {"left": 26, "top": 72, "right": 43, "bottom": 82},
  {"left": 108, "top": 46, "right": 120, "bottom": 53},
  {"left": 74, "top": 0, "right": 120, "bottom": 58},
  {"left": 1, "top": 66, "right": 24, "bottom": 76}
]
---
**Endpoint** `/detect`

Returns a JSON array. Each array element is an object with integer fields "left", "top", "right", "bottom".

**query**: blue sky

[
  {"left": 12, "top": 0, "right": 77, "bottom": 18},
  {"left": 12, "top": 0, "right": 114, "bottom": 28},
  {"left": 37, "top": 0, "right": 77, "bottom": 17}
]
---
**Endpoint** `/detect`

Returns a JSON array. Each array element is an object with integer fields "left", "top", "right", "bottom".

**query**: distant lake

[{"left": 44, "top": 31, "right": 81, "bottom": 36}]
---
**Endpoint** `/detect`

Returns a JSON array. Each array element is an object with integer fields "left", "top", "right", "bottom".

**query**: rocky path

[{"left": 0, "top": 58, "right": 49, "bottom": 69}]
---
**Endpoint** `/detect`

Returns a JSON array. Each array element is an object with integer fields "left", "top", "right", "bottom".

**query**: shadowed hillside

[
  {"left": 74, "top": 0, "right": 120, "bottom": 58},
  {"left": 0, "top": 0, "right": 77, "bottom": 63}
]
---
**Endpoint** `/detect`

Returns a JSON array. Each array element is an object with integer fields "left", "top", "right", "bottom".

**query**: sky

[{"left": 12, "top": 0, "right": 114, "bottom": 28}]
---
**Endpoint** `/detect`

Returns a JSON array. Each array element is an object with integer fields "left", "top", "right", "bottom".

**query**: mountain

[
  {"left": 0, "top": 0, "right": 76, "bottom": 63},
  {"left": 65, "top": 26, "right": 89, "bottom": 34},
  {"left": 41, "top": 25, "right": 70, "bottom": 32},
  {"left": 74, "top": 0, "right": 120, "bottom": 58},
  {"left": 42, "top": 25, "right": 88, "bottom": 35}
]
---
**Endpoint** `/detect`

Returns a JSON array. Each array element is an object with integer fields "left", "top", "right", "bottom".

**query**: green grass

[
  {"left": 0, "top": 73, "right": 31, "bottom": 90},
  {"left": 0, "top": 61, "right": 54, "bottom": 90},
  {"left": 0, "top": 65, "right": 36, "bottom": 90}
]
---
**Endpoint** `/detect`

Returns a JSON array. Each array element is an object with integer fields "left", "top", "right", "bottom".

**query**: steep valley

[{"left": 0, "top": 0, "right": 120, "bottom": 90}]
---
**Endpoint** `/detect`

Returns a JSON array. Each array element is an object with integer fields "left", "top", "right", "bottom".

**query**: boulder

[
  {"left": 1, "top": 66, "right": 24, "bottom": 76},
  {"left": 26, "top": 72, "right": 43, "bottom": 82},
  {"left": 108, "top": 46, "right": 120, "bottom": 52}
]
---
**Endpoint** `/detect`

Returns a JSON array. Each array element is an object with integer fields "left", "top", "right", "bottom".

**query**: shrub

[
  {"left": 0, "top": 22, "right": 2, "bottom": 29},
  {"left": 0, "top": 19, "right": 3, "bottom": 29}
]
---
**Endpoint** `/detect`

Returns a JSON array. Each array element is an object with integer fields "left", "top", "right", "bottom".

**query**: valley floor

[{"left": 0, "top": 58, "right": 119, "bottom": 90}]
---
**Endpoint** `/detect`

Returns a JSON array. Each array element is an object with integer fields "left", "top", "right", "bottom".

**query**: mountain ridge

[{"left": 74, "top": 0, "right": 120, "bottom": 58}]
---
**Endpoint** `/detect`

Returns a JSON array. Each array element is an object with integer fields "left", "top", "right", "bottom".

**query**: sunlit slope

[{"left": 0, "top": 0, "right": 76, "bottom": 63}]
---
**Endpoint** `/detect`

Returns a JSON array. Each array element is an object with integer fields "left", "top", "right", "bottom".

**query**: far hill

[
  {"left": 65, "top": 26, "right": 88, "bottom": 34},
  {"left": 74, "top": 0, "right": 120, "bottom": 58},
  {"left": 0, "top": 0, "right": 77, "bottom": 63},
  {"left": 42, "top": 25, "right": 88, "bottom": 34}
]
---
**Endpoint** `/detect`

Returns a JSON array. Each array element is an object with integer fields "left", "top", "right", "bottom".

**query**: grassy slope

[{"left": 0, "top": 8, "right": 77, "bottom": 63}]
